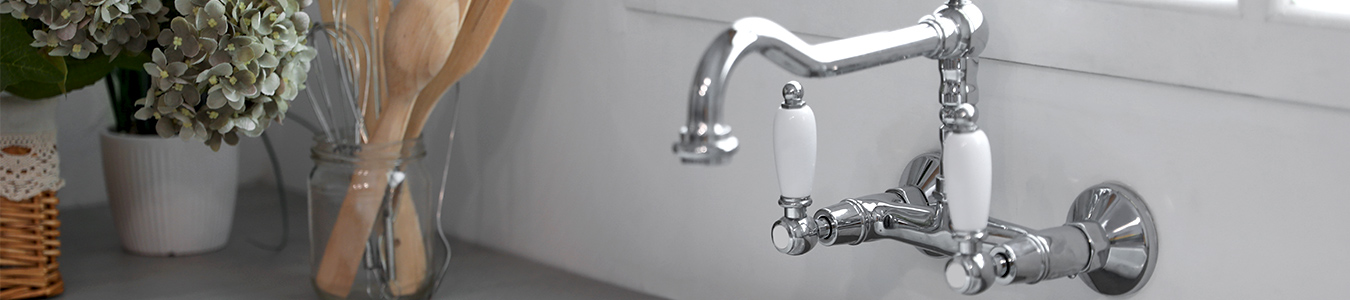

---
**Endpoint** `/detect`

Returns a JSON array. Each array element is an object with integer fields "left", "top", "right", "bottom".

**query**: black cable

[
  {"left": 284, "top": 114, "right": 325, "bottom": 136},
  {"left": 249, "top": 132, "right": 289, "bottom": 252}
]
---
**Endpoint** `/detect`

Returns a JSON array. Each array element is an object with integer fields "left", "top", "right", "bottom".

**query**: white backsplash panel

[{"left": 440, "top": 1, "right": 1350, "bottom": 299}]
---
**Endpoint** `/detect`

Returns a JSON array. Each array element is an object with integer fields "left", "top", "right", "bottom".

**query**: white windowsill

[
  {"left": 1083, "top": 0, "right": 1240, "bottom": 17},
  {"left": 1269, "top": 2, "right": 1350, "bottom": 30},
  {"left": 625, "top": 0, "right": 1350, "bottom": 111}
]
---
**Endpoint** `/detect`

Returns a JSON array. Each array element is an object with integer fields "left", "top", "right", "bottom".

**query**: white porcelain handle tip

[
  {"left": 942, "top": 129, "right": 991, "bottom": 232},
  {"left": 774, "top": 104, "right": 817, "bottom": 199}
]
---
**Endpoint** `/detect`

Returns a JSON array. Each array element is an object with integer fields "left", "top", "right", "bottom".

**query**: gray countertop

[{"left": 53, "top": 187, "right": 664, "bottom": 300}]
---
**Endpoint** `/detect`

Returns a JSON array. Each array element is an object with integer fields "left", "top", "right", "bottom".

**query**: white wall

[
  {"left": 435, "top": 0, "right": 1350, "bottom": 299},
  {"left": 48, "top": 0, "right": 1350, "bottom": 299}
]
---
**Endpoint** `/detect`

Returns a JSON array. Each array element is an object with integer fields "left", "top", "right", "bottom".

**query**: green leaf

[
  {"left": 110, "top": 52, "right": 151, "bottom": 70},
  {"left": 7, "top": 55, "right": 104, "bottom": 99},
  {"left": 2, "top": 19, "right": 153, "bottom": 99},
  {"left": 0, "top": 16, "right": 66, "bottom": 92},
  {"left": 4, "top": 53, "right": 151, "bottom": 99},
  {"left": 3, "top": 80, "right": 57, "bottom": 99}
]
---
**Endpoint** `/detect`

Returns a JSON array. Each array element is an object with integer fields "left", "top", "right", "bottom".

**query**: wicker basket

[
  {"left": 0, "top": 190, "right": 63, "bottom": 300},
  {"left": 1, "top": 95, "right": 64, "bottom": 299}
]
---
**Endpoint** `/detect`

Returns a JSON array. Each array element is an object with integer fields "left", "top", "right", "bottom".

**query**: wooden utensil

[
  {"left": 385, "top": 5, "right": 513, "bottom": 290},
  {"left": 384, "top": 0, "right": 477, "bottom": 295},
  {"left": 457, "top": 0, "right": 474, "bottom": 29},
  {"left": 380, "top": 0, "right": 469, "bottom": 117},
  {"left": 378, "top": 1, "right": 437, "bottom": 296},
  {"left": 313, "top": 0, "right": 462, "bottom": 297},
  {"left": 403, "top": 0, "right": 513, "bottom": 139}
]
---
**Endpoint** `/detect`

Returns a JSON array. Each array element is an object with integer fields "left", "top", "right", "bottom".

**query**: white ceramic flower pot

[{"left": 100, "top": 131, "right": 239, "bottom": 256}]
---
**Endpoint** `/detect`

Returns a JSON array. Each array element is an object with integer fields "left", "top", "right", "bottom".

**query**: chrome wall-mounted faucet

[{"left": 673, "top": 1, "right": 1159, "bottom": 296}]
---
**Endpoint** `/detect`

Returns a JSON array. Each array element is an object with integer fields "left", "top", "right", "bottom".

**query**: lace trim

[{"left": 0, "top": 132, "right": 64, "bottom": 201}]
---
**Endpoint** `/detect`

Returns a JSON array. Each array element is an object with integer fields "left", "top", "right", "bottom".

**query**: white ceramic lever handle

[
  {"left": 774, "top": 104, "right": 816, "bottom": 198},
  {"left": 942, "top": 129, "right": 991, "bottom": 232}
]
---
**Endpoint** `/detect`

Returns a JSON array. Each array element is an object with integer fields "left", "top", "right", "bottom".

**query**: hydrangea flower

[
  {"left": 193, "top": 0, "right": 223, "bottom": 37},
  {"left": 86, "top": 0, "right": 164, "bottom": 57},
  {"left": 40, "top": 0, "right": 85, "bottom": 31},
  {"left": 156, "top": 17, "right": 200, "bottom": 58},
  {"left": 132, "top": 0, "right": 314, "bottom": 150},
  {"left": 29, "top": 29, "right": 62, "bottom": 48},
  {"left": 14, "top": 0, "right": 169, "bottom": 59},
  {"left": 48, "top": 31, "right": 97, "bottom": 58},
  {"left": 143, "top": 48, "right": 189, "bottom": 93},
  {"left": 0, "top": 0, "right": 29, "bottom": 19},
  {"left": 13, "top": 0, "right": 314, "bottom": 150}
]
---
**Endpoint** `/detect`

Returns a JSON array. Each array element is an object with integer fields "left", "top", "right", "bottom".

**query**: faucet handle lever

[
  {"left": 942, "top": 104, "right": 991, "bottom": 233},
  {"left": 774, "top": 81, "right": 816, "bottom": 199}
]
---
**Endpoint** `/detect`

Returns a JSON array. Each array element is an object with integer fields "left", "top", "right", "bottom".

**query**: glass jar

[{"left": 308, "top": 136, "right": 449, "bottom": 300}]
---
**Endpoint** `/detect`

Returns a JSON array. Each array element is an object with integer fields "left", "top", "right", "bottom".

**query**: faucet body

[
  {"left": 804, "top": 154, "right": 1098, "bottom": 286},
  {"left": 771, "top": 152, "right": 1156, "bottom": 295},
  {"left": 675, "top": 0, "right": 1158, "bottom": 296}
]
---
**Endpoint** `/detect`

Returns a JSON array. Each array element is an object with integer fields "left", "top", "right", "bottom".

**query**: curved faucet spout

[{"left": 673, "top": 17, "right": 947, "bottom": 165}]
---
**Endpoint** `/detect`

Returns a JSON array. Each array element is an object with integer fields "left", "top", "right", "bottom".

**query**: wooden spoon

[
  {"left": 387, "top": 4, "right": 514, "bottom": 285},
  {"left": 381, "top": 0, "right": 471, "bottom": 119},
  {"left": 384, "top": 0, "right": 477, "bottom": 295},
  {"left": 312, "top": 0, "right": 462, "bottom": 297},
  {"left": 403, "top": 0, "right": 513, "bottom": 139}
]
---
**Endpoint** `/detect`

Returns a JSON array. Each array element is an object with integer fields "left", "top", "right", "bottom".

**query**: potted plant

[{"left": 1, "top": 0, "right": 315, "bottom": 258}]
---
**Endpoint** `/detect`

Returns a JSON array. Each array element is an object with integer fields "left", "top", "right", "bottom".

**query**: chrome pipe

[
  {"left": 811, "top": 188, "right": 1035, "bottom": 256},
  {"left": 991, "top": 226, "right": 1092, "bottom": 286},
  {"left": 674, "top": 0, "right": 987, "bottom": 165},
  {"left": 675, "top": 18, "right": 949, "bottom": 165}
]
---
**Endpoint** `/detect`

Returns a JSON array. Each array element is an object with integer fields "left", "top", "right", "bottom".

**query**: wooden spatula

[
  {"left": 403, "top": 0, "right": 513, "bottom": 139},
  {"left": 312, "top": 0, "right": 462, "bottom": 297}
]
